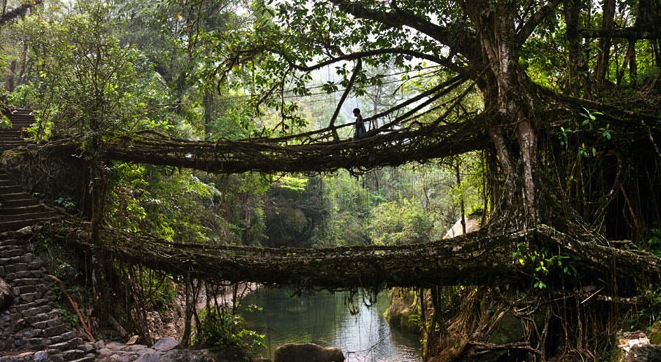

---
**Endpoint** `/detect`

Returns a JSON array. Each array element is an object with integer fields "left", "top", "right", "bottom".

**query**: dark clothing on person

[
  {"left": 353, "top": 108, "right": 367, "bottom": 140},
  {"left": 354, "top": 114, "right": 367, "bottom": 140}
]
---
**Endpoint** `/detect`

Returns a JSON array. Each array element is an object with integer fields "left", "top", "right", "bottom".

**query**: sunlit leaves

[
  {"left": 276, "top": 175, "right": 308, "bottom": 191},
  {"left": 108, "top": 162, "right": 225, "bottom": 242},
  {"left": 367, "top": 198, "right": 434, "bottom": 246},
  {"left": 14, "top": 1, "right": 152, "bottom": 141}
]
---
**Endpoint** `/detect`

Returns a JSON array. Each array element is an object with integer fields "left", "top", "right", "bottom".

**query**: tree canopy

[{"left": 2, "top": 0, "right": 661, "bottom": 360}]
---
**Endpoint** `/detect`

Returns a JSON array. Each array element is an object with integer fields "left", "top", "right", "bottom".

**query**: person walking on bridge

[{"left": 352, "top": 108, "right": 367, "bottom": 140}]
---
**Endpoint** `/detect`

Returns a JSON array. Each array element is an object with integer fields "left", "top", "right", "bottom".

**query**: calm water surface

[{"left": 240, "top": 288, "right": 422, "bottom": 362}]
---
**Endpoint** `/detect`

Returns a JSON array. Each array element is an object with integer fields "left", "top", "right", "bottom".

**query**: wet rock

[
  {"left": 617, "top": 331, "right": 661, "bottom": 362},
  {"left": 274, "top": 343, "right": 345, "bottom": 362},
  {"left": 92, "top": 337, "right": 218, "bottom": 362},
  {"left": 33, "top": 351, "right": 49, "bottom": 361},
  {"left": 160, "top": 349, "right": 217, "bottom": 362},
  {"left": 152, "top": 337, "right": 181, "bottom": 352},
  {"left": 136, "top": 352, "right": 160, "bottom": 362},
  {"left": 625, "top": 344, "right": 661, "bottom": 362},
  {"left": 0, "top": 277, "right": 13, "bottom": 312}
]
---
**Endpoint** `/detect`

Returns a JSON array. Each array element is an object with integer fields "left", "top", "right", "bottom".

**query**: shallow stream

[{"left": 240, "top": 288, "right": 422, "bottom": 362}]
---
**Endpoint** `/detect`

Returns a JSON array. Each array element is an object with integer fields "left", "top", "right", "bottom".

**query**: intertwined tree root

[{"left": 41, "top": 219, "right": 661, "bottom": 294}]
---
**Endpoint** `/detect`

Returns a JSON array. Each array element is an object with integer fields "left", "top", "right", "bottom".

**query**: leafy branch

[{"left": 513, "top": 244, "right": 577, "bottom": 289}]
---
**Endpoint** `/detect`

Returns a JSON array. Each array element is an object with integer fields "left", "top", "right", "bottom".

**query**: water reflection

[{"left": 240, "top": 288, "right": 421, "bottom": 362}]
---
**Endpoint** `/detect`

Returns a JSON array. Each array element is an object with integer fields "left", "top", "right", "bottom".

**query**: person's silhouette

[{"left": 352, "top": 108, "right": 366, "bottom": 140}]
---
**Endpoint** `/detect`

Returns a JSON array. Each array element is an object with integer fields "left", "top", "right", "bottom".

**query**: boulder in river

[{"left": 274, "top": 342, "right": 345, "bottom": 362}]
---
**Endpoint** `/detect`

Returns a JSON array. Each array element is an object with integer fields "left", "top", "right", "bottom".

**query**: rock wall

[
  {"left": 0, "top": 228, "right": 90, "bottom": 362},
  {"left": 0, "top": 228, "right": 242, "bottom": 362}
]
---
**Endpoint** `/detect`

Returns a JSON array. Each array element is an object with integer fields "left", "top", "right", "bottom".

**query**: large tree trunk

[
  {"left": 564, "top": 0, "right": 590, "bottom": 97},
  {"left": 594, "top": 0, "right": 616, "bottom": 88},
  {"left": 464, "top": 1, "right": 540, "bottom": 229}
]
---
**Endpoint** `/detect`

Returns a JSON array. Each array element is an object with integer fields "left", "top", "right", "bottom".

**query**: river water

[{"left": 239, "top": 288, "right": 422, "bottom": 362}]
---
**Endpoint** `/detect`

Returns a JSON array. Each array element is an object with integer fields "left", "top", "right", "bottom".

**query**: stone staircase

[
  {"left": 0, "top": 170, "right": 59, "bottom": 233},
  {"left": 0, "top": 231, "right": 94, "bottom": 362},
  {"left": 0, "top": 109, "right": 59, "bottom": 233},
  {"left": 0, "top": 109, "right": 92, "bottom": 360},
  {"left": 0, "top": 108, "right": 32, "bottom": 152}
]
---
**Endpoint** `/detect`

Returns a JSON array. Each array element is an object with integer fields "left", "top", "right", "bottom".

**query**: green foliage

[
  {"left": 54, "top": 196, "right": 79, "bottom": 214},
  {"left": 558, "top": 107, "right": 611, "bottom": 157},
  {"left": 206, "top": 173, "right": 269, "bottom": 245},
  {"left": 318, "top": 171, "right": 372, "bottom": 246},
  {"left": 0, "top": 113, "right": 10, "bottom": 129},
  {"left": 367, "top": 198, "right": 434, "bottom": 246},
  {"left": 276, "top": 175, "right": 308, "bottom": 191},
  {"left": 13, "top": 0, "right": 179, "bottom": 143},
  {"left": 447, "top": 154, "right": 486, "bottom": 217},
  {"left": 646, "top": 228, "right": 661, "bottom": 257},
  {"left": 129, "top": 267, "right": 178, "bottom": 312},
  {"left": 513, "top": 244, "right": 577, "bottom": 289},
  {"left": 57, "top": 307, "right": 81, "bottom": 328},
  {"left": 107, "top": 163, "right": 226, "bottom": 242},
  {"left": 623, "top": 286, "right": 661, "bottom": 332},
  {"left": 195, "top": 307, "right": 265, "bottom": 360},
  {"left": 6, "top": 85, "right": 37, "bottom": 109}
]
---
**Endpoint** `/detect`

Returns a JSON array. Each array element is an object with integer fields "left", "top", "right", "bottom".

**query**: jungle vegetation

[{"left": 1, "top": 0, "right": 661, "bottom": 361}]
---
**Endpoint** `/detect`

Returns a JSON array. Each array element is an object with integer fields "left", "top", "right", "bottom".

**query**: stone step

[
  {"left": 0, "top": 179, "right": 19, "bottom": 186},
  {"left": 69, "top": 355, "right": 96, "bottom": 362},
  {"left": 0, "top": 270, "right": 44, "bottom": 280},
  {"left": 0, "top": 237, "right": 29, "bottom": 245},
  {"left": 0, "top": 247, "right": 27, "bottom": 257},
  {"left": 18, "top": 276, "right": 51, "bottom": 288},
  {"left": 23, "top": 310, "right": 59, "bottom": 326},
  {"left": 0, "top": 141, "right": 29, "bottom": 150},
  {"left": 50, "top": 331, "right": 77, "bottom": 345},
  {"left": 43, "top": 323, "right": 70, "bottom": 338},
  {"left": 4, "top": 126, "right": 32, "bottom": 132},
  {"left": 0, "top": 198, "right": 43, "bottom": 208},
  {"left": 8, "top": 112, "right": 34, "bottom": 118},
  {"left": 58, "top": 349, "right": 88, "bottom": 361},
  {"left": 0, "top": 132, "right": 24, "bottom": 139},
  {"left": 2, "top": 117, "right": 32, "bottom": 123},
  {"left": 6, "top": 113, "right": 34, "bottom": 119},
  {"left": 0, "top": 353, "right": 34, "bottom": 362},
  {"left": 13, "top": 301, "right": 55, "bottom": 317},
  {"left": 0, "top": 255, "right": 32, "bottom": 265},
  {"left": 0, "top": 184, "right": 24, "bottom": 193},
  {"left": 0, "top": 138, "right": 29, "bottom": 142},
  {"left": 16, "top": 337, "right": 47, "bottom": 350},
  {"left": 0, "top": 216, "right": 59, "bottom": 232},
  {"left": 1, "top": 211, "right": 56, "bottom": 223},
  {"left": 1, "top": 260, "right": 44, "bottom": 274},
  {"left": 6, "top": 123, "right": 33, "bottom": 129},
  {"left": 1, "top": 192, "right": 35, "bottom": 202},
  {"left": 1, "top": 262, "right": 32, "bottom": 275},
  {"left": 6, "top": 122, "right": 32, "bottom": 128},
  {"left": 2, "top": 130, "right": 30, "bottom": 137},
  {"left": 7, "top": 117, "right": 33, "bottom": 121},
  {"left": 49, "top": 336, "right": 83, "bottom": 351},
  {"left": 0, "top": 204, "right": 51, "bottom": 216}
]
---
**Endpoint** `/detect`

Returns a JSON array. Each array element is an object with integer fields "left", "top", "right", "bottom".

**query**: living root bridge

[
  {"left": 45, "top": 119, "right": 488, "bottom": 174},
  {"left": 52, "top": 221, "right": 661, "bottom": 291}
]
